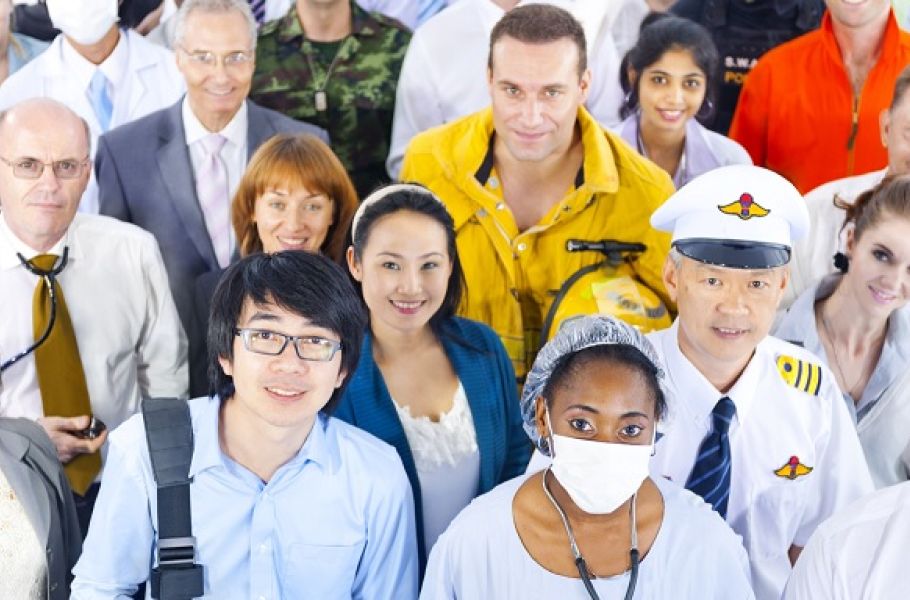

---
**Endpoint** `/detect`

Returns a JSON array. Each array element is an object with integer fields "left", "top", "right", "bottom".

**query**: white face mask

[
  {"left": 546, "top": 409, "right": 654, "bottom": 515},
  {"left": 47, "top": 0, "right": 118, "bottom": 46}
]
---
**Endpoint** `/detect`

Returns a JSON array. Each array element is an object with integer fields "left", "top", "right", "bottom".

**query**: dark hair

[
  {"left": 351, "top": 185, "right": 466, "bottom": 341},
  {"left": 207, "top": 251, "right": 367, "bottom": 414},
  {"left": 488, "top": 4, "right": 587, "bottom": 77},
  {"left": 890, "top": 65, "right": 910, "bottom": 111},
  {"left": 619, "top": 13, "right": 719, "bottom": 122},
  {"left": 835, "top": 175, "right": 910, "bottom": 247},
  {"left": 542, "top": 344, "right": 667, "bottom": 421},
  {"left": 119, "top": 0, "right": 164, "bottom": 29}
]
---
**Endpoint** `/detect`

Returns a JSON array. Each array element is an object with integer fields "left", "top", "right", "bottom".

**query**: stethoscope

[
  {"left": 0, "top": 247, "right": 69, "bottom": 373},
  {"left": 542, "top": 466, "right": 640, "bottom": 600}
]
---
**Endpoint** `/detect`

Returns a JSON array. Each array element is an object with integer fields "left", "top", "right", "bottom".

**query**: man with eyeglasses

[
  {"left": 0, "top": 0, "right": 186, "bottom": 214},
  {"left": 0, "top": 97, "right": 187, "bottom": 535},
  {"left": 72, "top": 251, "right": 419, "bottom": 598},
  {"left": 97, "top": 0, "right": 327, "bottom": 398}
]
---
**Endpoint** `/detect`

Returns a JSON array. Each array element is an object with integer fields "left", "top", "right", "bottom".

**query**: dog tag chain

[{"left": 305, "top": 41, "right": 344, "bottom": 113}]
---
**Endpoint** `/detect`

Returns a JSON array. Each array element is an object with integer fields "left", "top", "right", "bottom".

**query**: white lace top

[
  {"left": 0, "top": 466, "right": 47, "bottom": 599},
  {"left": 394, "top": 382, "right": 480, "bottom": 556}
]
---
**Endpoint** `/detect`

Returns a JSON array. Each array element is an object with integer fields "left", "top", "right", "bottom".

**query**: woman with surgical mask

[{"left": 420, "top": 315, "right": 754, "bottom": 599}]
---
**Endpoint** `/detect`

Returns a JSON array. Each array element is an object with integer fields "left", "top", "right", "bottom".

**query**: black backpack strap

[{"left": 142, "top": 397, "right": 205, "bottom": 600}]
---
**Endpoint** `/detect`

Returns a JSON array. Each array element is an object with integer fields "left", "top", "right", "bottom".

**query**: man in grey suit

[{"left": 97, "top": 0, "right": 328, "bottom": 396}]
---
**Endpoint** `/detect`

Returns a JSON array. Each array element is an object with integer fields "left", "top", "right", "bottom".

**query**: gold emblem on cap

[{"left": 717, "top": 193, "right": 770, "bottom": 220}]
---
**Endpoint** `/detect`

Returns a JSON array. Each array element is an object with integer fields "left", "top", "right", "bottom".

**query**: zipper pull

[{"left": 846, "top": 97, "right": 859, "bottom": 150}]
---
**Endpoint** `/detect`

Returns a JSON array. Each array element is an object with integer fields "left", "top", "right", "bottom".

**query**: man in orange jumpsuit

[{"left": 729, "top": 0, "right": 910, "bottom": 194}]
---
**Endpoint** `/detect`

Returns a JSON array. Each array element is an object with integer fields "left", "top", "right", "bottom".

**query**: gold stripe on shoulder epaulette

[{"left": 776, "top": 355, "right": 822, "bottom": 396}]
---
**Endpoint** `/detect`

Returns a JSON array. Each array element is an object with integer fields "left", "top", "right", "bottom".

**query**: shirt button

[
  {"left": 259, "top": 542, "right": 269, "bottom": 554},
  {"left": 489, "top": 176, "right": 500, "bottom": 189},
  {"left": 516, "top": 242, "right": 527, "bottom": 252},
  {"left": 496, "top": 201, "right": 506, "bottom": 210}
]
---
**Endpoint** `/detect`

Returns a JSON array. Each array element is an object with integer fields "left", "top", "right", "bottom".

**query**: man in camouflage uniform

[{"left": 251, "top": 0, "right": 411, "bottom": 198}]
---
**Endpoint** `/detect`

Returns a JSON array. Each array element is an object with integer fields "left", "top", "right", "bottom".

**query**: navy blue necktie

[
  {"left": 685, "top": 396, "right": 736, "bottom": 519},
  {"left": 249, "top": 0, "right": 266, "bottom": 25}
]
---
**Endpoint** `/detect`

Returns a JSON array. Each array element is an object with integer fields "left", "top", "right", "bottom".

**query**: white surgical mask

[
  {"left": 47, "top": 0, "right": 118, "bottom": 46},
  {"left": 546, "top": 409, "right": 653, "bottom": 514}
]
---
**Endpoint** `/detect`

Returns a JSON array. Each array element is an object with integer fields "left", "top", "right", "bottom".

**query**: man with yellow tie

[{"left": 0, "top": 98, "right": 187, "bottom": 533}]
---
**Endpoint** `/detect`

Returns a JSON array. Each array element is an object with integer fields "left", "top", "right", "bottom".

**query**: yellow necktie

[{"left": 31, "top": 254, "right": 99, "bottom": 495}]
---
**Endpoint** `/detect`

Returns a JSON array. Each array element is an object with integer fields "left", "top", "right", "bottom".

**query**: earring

[
  {"left": 696, "top": 99, "right": 715, "bottom": 119},
  {"left": 833, "top": 252, "right": 850, "bottom": 273}
]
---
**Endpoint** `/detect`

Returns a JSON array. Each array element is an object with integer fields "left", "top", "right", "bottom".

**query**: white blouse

[
  {"left": 395, "top": 382, "right": 480, "bottom": 557},
  {"left": 0, "top": 466, "right": 47, "bottom": 599}
]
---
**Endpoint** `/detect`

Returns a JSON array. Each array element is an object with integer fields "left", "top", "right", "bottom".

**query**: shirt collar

[
  {"left": 662, "top": 319, "right": 761, "bottom": 427},
  {"left": 189, "top": 396, "right": 340, "bottom": 479},
  {"left": 61, "top": 28, "right": 129, "bottom": 92},
  {"left": 0, "top": 212, "right": 71, "bottom": 270},
  {"left": 278, "top": 1, "right": 380, "bottom": 44},
  {"left": 820, "top": 9, "right": 901, "bottom": 67},
  {"left": 182, "top": 96, "right": 248, "bottom": 149},
  {"left": 775, "top": 273, "right": 840, "bottom": 355}
]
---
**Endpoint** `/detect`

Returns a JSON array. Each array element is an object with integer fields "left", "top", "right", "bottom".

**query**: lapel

[
  {"left": 123, "top": 30, "right": 152, "bottom": 119},
  {"left": 246, "top": 101, "right": 278, "bottom": 159},
  {"left": 441, "top": 326, "right": 495, "bottom": 491},
  {"left": 0, "top": 431, "right": 52, "bottom": 550},
  {"left": 347, "top": 334, "right": 418, "bottom": 478},
  {"left": 41, "top": 38, "right": 99, "bottom": 133},
  {"left": 156, "top": 101, "right": 219, "bottom": 268}
]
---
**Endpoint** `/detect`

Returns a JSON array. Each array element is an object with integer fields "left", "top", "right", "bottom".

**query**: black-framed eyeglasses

[
  {"left": 234, "top": 328, "right": 343, "bottom": 362},
  {"left": 0, "top": 156, "right": 90, "bottom": 180}
]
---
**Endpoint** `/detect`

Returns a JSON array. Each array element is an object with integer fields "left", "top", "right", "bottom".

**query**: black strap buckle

[{"left": 150, "top": 537, "right": 205, "bottom": 599}]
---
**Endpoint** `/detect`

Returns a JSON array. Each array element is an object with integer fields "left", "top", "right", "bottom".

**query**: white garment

[
  {"left": 647, "top": 321, "right": 873, "bottom": 600},
  {"left": 385, "top": 0, "right": 629, "bottom": 179},
  {"left": 395, "top": 382, "right": 480, "bottom": 556},
  {"left": 774, "top": 274, "right": 910, "bottom": 487},
  {"left": 784, "top": 168, "right": 887, "bottom": 309},
  {"left": 0, "top": 466, "right": 47, "bottom": 600},
  {"left": 783, "top": 481, "right": 910, "bottom": 600},
  {"left": 420, "top": 473, "right": 755, "bottom": 599},
  {"left": 0, "top": 214, "right": 188, "bottom": 468},
  {"left": 0, "top": 30, "right": 186, "bottom": 214},
  {"left": 182, "top": 97, "right": 248, "bottom": 258}
]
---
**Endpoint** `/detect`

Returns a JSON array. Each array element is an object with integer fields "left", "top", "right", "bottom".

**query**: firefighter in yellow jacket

[{"left": 400, "top": 4, "right": 674, "bottom": 380}]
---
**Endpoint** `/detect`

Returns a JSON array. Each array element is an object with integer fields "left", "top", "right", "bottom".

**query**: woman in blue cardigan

[{"left": 335, "top": 184, "right": 530, "bottom": 569}]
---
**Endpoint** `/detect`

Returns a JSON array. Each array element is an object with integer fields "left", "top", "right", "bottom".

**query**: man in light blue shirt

[{"left": 71, "top": 251, "right": 418, "bottom": 599}]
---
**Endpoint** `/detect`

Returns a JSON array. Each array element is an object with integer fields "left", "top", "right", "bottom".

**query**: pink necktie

[{"left": 196, "top": 134, "right": 231, "bottom": 268}]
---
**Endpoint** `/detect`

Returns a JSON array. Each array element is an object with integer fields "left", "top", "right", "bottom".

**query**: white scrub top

[
  {"left": 647, "top": 321, "right": 873, "bottom": 600},
  {"left": 420, "top": 473, "right": 755, "bottom": 599},
  {"left": 784, "top": 481, "right": 910, "bottom": 600}
]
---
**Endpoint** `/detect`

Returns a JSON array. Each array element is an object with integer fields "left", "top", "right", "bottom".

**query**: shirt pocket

[
  {"left": 281, "top": 541, "right": 364, "bottom": 599},
  {"left": 746, "top": 481, "right": 807, "bottom": 560}
]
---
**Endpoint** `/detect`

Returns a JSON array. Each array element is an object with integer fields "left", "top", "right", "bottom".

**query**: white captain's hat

[{"left": 650, "top": 165, "right": 810, "bottom": 269}]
